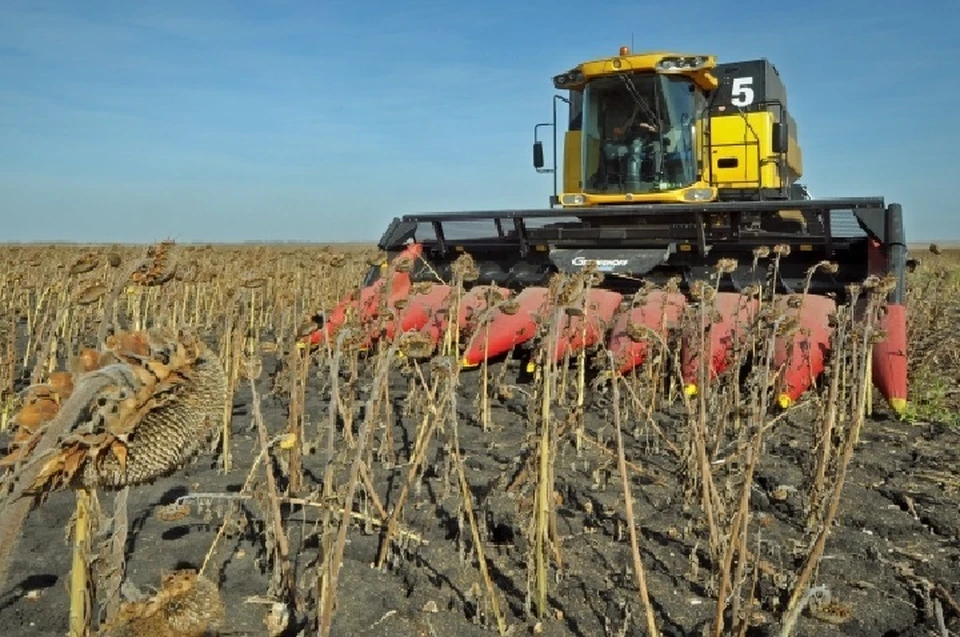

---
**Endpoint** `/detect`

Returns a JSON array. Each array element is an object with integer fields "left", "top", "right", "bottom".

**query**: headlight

[
  {"left": 561, "top": 194, "right": 587, "bottom": 205},
  {"left": 683, "top": 187, "right": 715, "bottom": 202}
]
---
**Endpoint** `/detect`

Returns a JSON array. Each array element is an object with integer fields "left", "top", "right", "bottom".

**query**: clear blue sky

[{"left": 1, "top": 0, "right": 957, "bottom": 244}]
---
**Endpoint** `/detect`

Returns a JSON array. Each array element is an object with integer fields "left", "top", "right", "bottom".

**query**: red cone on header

[
  {"left": 382, "top": 282, "right": 452, "bottom": 341},
  {"left": 608, "top": 290, "right": 686, "bottom": 374},
  {"left": 306, "top": 243, "right": 422, "bottom": 348},
  {"left": 553, "top": 288, "right": 624, "bottom": 361},
  {"left": 416, "top": 285, "right": 513, "bottom": 350},
  {"left": 872, "top": 302, "right": 908, "bottom": 414},
  {"left": 865, "top": 238, "right": 909, "bottom": 415},
  {"left": 681, "top": 291, "right": 759, "bottom": 396},
  {"left": 773, "top": 294, "right": 837, "bottom": 408},
  {"left": 462, "top": 286, "right": 550, "bottom": 367}
]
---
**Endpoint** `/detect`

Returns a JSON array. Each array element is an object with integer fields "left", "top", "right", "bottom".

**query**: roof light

[
  {"left": 656, "top": 56, "right": 709, "bottom": 72},
  {"left": 553, "top": 68, "right": 585, "bottom": 88},
  {"left": 619, "top": 46, "right": 630, "bottom": 56}
]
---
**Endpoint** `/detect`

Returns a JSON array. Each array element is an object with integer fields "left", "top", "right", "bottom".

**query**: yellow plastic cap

[
  {"left": 777, "top": 394, "right": 793, "bottom": 410},
  {"left": 525, "top": 361, "right": 537, "bottom": 374},
  {"left": 683, "top": 383, "right": 697, "bottom": 397},
  {"left": 889, "top": 397, "right": 907, "bottom": 415}
]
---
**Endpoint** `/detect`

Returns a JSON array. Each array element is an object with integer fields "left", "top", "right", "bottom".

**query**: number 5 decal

[{"left": 731, "top": 77, "right": 754, "bottom": 107}]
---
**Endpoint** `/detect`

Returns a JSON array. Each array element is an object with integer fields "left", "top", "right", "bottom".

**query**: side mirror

[
  {"left": 533, "top": 141, "right": 545, "bottom": 169},
  {"left": 772, "top": 122, "right": 787, "bottom": 153}
]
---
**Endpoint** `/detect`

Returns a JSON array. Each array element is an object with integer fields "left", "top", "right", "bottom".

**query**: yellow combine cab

[{"left": 542, "top": 49, "right": 804, "bottom": 209}]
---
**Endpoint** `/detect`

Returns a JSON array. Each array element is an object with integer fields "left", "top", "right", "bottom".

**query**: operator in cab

[
  {"left": 594, "top": 97, "right": 665, "bottom": 192},
  {"left": 611, "top": 102, "right": 659, "bottom": 141}
]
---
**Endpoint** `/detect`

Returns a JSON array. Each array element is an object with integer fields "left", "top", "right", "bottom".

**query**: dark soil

[{"left": 2, "top": 346, "right": 959, "bottom": 637}]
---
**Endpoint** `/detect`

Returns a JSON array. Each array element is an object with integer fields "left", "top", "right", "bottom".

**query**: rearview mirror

[
  {"left": 533, "top": 141, "right": 545, "bottom": 169},
  {"left": 772, "top": 123, "right": 787, "bottom": 153}
]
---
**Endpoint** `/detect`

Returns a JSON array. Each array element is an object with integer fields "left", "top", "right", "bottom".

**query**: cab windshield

[{"left": 581, "top": 73, "right": 698, "bottom": 195}]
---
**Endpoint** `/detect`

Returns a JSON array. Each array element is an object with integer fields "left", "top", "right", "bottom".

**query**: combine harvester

[{"left": 308, "top": 46, "right": 908, "bottom": 414}]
